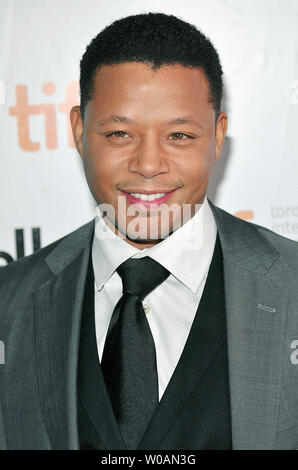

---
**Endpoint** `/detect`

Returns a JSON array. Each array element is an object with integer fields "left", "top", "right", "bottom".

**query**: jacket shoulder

[
  {"left": 255, "top": 222, "right": 298, "bottom": 251},
  {"left": 211, "top": 203, "right": 298, "bottom": 269},
  {"left": 0, "top": 219, "right": 94, "bottom": 290},
  {"left": 0, "top": 220, "right": 94, "bottom": 335}
]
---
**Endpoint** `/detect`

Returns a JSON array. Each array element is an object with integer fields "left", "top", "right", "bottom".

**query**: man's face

[{"left": 71, "top": 62, "right": 227, "bottom": 248}]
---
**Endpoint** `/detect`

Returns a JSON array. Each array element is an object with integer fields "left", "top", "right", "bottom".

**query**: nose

[{"left": 128, "top": 136, "right": 169, "bottom": 178}]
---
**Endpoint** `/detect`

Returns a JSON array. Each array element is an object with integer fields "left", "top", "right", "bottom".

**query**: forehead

[{"left": 87, "top": 62, "right": 213, "bottom": 122}]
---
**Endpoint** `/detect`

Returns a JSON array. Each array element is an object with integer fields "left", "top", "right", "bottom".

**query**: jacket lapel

[
  {"left": 33, "top": 222, "right": 94, "bottom": 450},
  {"left": 77, "top": 256, "right": 127, "bottom": 450},
  {"left": 210, "top": 202, "right": 289, "bottom": 449}
]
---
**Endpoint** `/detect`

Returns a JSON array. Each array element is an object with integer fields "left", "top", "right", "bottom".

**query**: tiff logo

[
  {"left": 0, "top": 341, "right": 4, "bottom": 364},
  {"left": 9, "top": 81, "right": 79, "bottom": 151}
]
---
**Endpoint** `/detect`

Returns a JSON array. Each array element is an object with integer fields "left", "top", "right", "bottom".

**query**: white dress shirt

[{"left": 92, "top": 197, "right": 217, "bottom": 400}]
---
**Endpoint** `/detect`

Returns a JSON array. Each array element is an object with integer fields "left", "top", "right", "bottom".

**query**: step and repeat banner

[{"left": 1, "top": 0, "right": 298, "bottom": 265}]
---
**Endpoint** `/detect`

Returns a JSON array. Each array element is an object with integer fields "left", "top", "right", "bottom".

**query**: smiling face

[{"left": 71, "top": 62, "right": 227, "bottom": 248}]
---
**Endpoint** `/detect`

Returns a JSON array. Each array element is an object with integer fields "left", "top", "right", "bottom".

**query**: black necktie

[{"left": 100, "top": 256, "right": 170, "bottom": 450}]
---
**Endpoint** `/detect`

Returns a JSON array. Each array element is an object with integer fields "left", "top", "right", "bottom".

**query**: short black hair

[{"left": 80, "top": 12, "right": 223, "bottom": 120}]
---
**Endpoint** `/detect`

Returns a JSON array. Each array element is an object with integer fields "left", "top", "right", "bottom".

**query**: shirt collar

[{"left": 92, "top": 197, "right": 217, "bottom": 294}]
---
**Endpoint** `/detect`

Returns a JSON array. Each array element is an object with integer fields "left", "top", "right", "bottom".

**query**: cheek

[
  {"left": 190, "top": 138, "right": 216, "bottom": 179},
  {"left": 82, "top": 145, "right": 118, "bottom": 195},
  {"left": 176, "top": 144, "right": 215, "bottom": 201},
  {"left": 180, "top": 153, "right": 212, "bottom": 187}
]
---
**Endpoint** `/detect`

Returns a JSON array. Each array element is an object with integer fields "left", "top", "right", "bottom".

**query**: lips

[{"left": 119, "top": 188, "right": 178, "bottom": 207}]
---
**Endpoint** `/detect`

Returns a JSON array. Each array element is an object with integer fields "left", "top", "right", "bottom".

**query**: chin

[
  {"left": 128, "top": 237, "right": 161, "bottom": 245},
  {"left": 125, "top": 230, "right": 160, "bottom": 243}
]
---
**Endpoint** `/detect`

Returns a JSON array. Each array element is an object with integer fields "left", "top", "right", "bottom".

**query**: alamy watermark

[
  {"left": 290, "top": 340, "right": 298, "bottom": 365},
  {"left": 0, "top": 340, "right": 4, "bottom": 364},
  {"left": 94, "top": 196, "right": 205, "bottom": 251}
]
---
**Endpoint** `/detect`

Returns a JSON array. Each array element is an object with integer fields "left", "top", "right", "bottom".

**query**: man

[{"left": 0, "top": 12, "right": 298, "bottom": 450}]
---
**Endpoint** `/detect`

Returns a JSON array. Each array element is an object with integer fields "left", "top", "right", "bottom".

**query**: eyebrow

[
  {"left": 97, "top": 115, "right": 202, "bottom": 127},
  {"left": 167, "top": 116, "right": 201, "bottom": 125},
  {"left": 97, "top": 115, "right": 134, "bottom": 126}
]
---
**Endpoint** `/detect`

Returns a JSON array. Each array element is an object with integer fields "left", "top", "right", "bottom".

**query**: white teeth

[{"left": 130, "top": 192, "right": 166, "bottom": 201}]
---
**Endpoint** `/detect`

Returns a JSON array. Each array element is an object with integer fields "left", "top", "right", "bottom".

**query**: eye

[
  {"left": 169, "top": 132, "right": 193, "bottom": 141},
  {"left": 107, "top": 131, "right": 128, "bottom": 139}
]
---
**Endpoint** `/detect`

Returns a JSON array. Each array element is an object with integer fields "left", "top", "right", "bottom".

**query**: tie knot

[{"left": 117, "top": 257, "right": 170, "bottom": 300}]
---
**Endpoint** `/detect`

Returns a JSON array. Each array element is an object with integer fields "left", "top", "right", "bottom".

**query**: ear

[
  {"left": 70, "top": 105, "right": 84, "bottom": 156},
  {"left": 215, "top": 111, "right": 228, "bottom": 160}
]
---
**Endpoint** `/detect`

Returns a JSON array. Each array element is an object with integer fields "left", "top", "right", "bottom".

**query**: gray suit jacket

[{"left": 0, "top": 202, "right": 298, "bottom": 450}]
